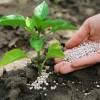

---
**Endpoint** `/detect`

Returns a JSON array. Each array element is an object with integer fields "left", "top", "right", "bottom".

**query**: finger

[
  {"left": 71, "top": 54, "right": 100, "bottom": 68},
  {"left": 55, "top": 49, "right": 71, "bottom": 64},
  {"left": 54, "top": 61, "right": 64, "bottom": 73},
  {"left": 60, "top": 63, "right": 92, "bottom": 74},
  {"left": 66, "top": 19, "right": 90, "bottom": 49}
]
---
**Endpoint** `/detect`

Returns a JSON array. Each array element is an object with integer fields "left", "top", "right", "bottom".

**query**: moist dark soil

[
  {"left": 0, "top": 0, "right": 100, "bottom": 100},
  {"left": 1, "top": 58, "right": 100, "bottom": 100}
]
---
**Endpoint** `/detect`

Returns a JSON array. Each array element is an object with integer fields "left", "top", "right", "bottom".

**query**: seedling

[{"left": 0, "top": 1, "right": 77, "bottom": 76}]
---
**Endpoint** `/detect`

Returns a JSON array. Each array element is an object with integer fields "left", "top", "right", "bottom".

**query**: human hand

[{"left": 54, "top": 14, "right": 100, "bottom": 74}]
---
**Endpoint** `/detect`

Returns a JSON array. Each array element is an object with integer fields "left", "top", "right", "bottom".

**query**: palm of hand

[{"left": 54, "top": 14, "right": 100, "bottom": 74}]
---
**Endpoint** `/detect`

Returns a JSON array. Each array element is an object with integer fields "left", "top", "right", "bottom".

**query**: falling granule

[{"left": 63, "top": 42, "right": 100, "bottom": 64}]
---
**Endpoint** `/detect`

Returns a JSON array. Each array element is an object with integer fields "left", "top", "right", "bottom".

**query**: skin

[{"left": 54, "top": 14, "right": 100, "bottom": 74}]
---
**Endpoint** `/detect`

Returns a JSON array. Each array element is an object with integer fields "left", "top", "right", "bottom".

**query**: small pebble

[
  {"left": 44, "top": 93, "right": 47, "bottom": 96},
  {"left": 84, "top": 93, "right": 88, "bottom": 96},
  {"left": 54, "top": 85, "right": 57, "bottom": 88},
  {"left": 45, "top": 83, "right": 49, "bottom": 86},
  {"left": 43, "top": 87, "right": 46, "bottom": 90},
  {"left": 53, "top": 80, "right": 56, "bottom": 83},
  {"left": 62, "top": 83, "right": 66, "bottom": 85},
  {"left": 56, "top": 83, "right": 58, "bottom": 85},
  {"left": 27, "top": 84, "right": 30, "bottom": 86},
  {"left": 76, "top": 89, "right": 78, "bottom": 91},
  {"left": 51, "top": 86, "right": 54, "bottom": 90},
  {"left": 29, "top": 87, "right": 33, "bottom": 90}
]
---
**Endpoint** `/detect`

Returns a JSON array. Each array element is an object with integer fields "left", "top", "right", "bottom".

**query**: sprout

[{"left": 0, "top": 1, "right": 77, "bottom": 76}]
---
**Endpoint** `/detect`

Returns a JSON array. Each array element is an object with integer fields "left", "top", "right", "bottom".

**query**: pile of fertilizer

[{"left": 63, "top": 42, "right": 100, "bottom": 64}]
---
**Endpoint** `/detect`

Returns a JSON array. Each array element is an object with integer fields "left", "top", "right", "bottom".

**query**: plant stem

[
  {"left": 37, "top": 51, "right": 41, "bottom": 76},
  {"left": 37, "top": 30, "right": 41, "bottom": 76},
  {"left": 41, "top": 57, "right": 48, "bottom": 70},
  {"left": 37, "top": 30, "right": 40, "bottom": 39},
  {"left": 44, "top": 31, "right": 51, "bottom": 37},
  {"left": 27, "top": 57, "right": 37, "bottom": 63}
]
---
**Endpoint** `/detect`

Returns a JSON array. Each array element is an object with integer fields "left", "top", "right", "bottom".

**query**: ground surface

[{"left": 0, "top": 0, "right": 100, "bottom": 100}]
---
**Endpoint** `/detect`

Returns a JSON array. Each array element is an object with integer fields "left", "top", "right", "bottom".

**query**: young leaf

[
  {"left": 34, "top": 16, "right": 43, "bottom": 31},
  {"left": 25, "top": 17, "right": 37, "bottom": 36},
  {"left": 0, "top": 15, "right": 26, "bottom": 27},
  {"left": 43, "top": 19, "right": 64, "bottom": 29},
  {"left": 50, "top": 22, "right": 78, "bottom": 33},
  {"left": 26, "top": 17, "right": 36, "bottom": 29},
  {"left": 0, "top": 49, "right": 28, "bottom": 67},
  {"left": 34, "top": 1, "right": 49, "bottom": 20},
  {"left": 34, "top": 1, "right": 49, "bottom": 30},
  {"left": 30, "top": 36, "right": 44, "bottom": 52},
  {"left": 46, "top": 42, "right": 66, "bottom": 58},
  {"left": 49, "top": 42, "right": 63, "bottom": 50},
  {"left": 46, "top": 49, "right": 66, "bottom": 58}
]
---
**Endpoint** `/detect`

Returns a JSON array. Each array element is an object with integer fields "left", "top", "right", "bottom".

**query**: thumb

[{"left": 66, "top": 19, "right": 90, "bottom": 49}]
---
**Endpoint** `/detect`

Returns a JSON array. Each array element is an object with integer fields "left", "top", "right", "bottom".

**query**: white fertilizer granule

[{"left": 63, "top": 42, "right": 100, "bottom": 64}]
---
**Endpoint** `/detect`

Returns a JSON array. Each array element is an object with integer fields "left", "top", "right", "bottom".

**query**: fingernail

[{"left": 97, "top": 49, "right": 100, "bottom": 53}]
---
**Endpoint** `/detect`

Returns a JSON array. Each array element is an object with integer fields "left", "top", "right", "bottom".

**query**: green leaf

[
  {"left": 30, "top": 36, "right": 44, "bottom": 52},
  {"left": 25, "top": 17, "right": 37, "bottom": 36},
  {"left": 43, "top": 19, "right": 64, "bottom": 29},
  {"left": 50, "top": 22, "right": 78, "bottom": 33},
  {"left": 0, "top": 15, "right": 26, "bottom": 27},
  {"left": 26, "top": 17, "right": 36, "bottom": 29},
  {"left": 34, "top": 1, "right": 49, "bottom": 20},
  {"left": 46, "top": 42, "right": 66, "bottom": 58},
  {"left": 43, "top": 17, "right": 52, "bottom": 21},
  {"left": 46, "top": 49, "right": 66, "bottom": 58},
  {"left": 49, "top": 42, "right": 62, "bottom": 50},
  {"left": 25, "top": 27, "right": 37, "bottom": 36},
  {"left": 0, "top": 49, "right": 28, "bottom": 67},
  {"left": 34, "top": 16, "right": 43, "bottom": 31},
  {"left": 34, "top": 1, "right": 49, "bottom": 30}
]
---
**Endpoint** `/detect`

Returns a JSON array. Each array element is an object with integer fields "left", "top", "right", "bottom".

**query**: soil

[{"left": 0, "top": 0, "right": 100, "bottom": 100}]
